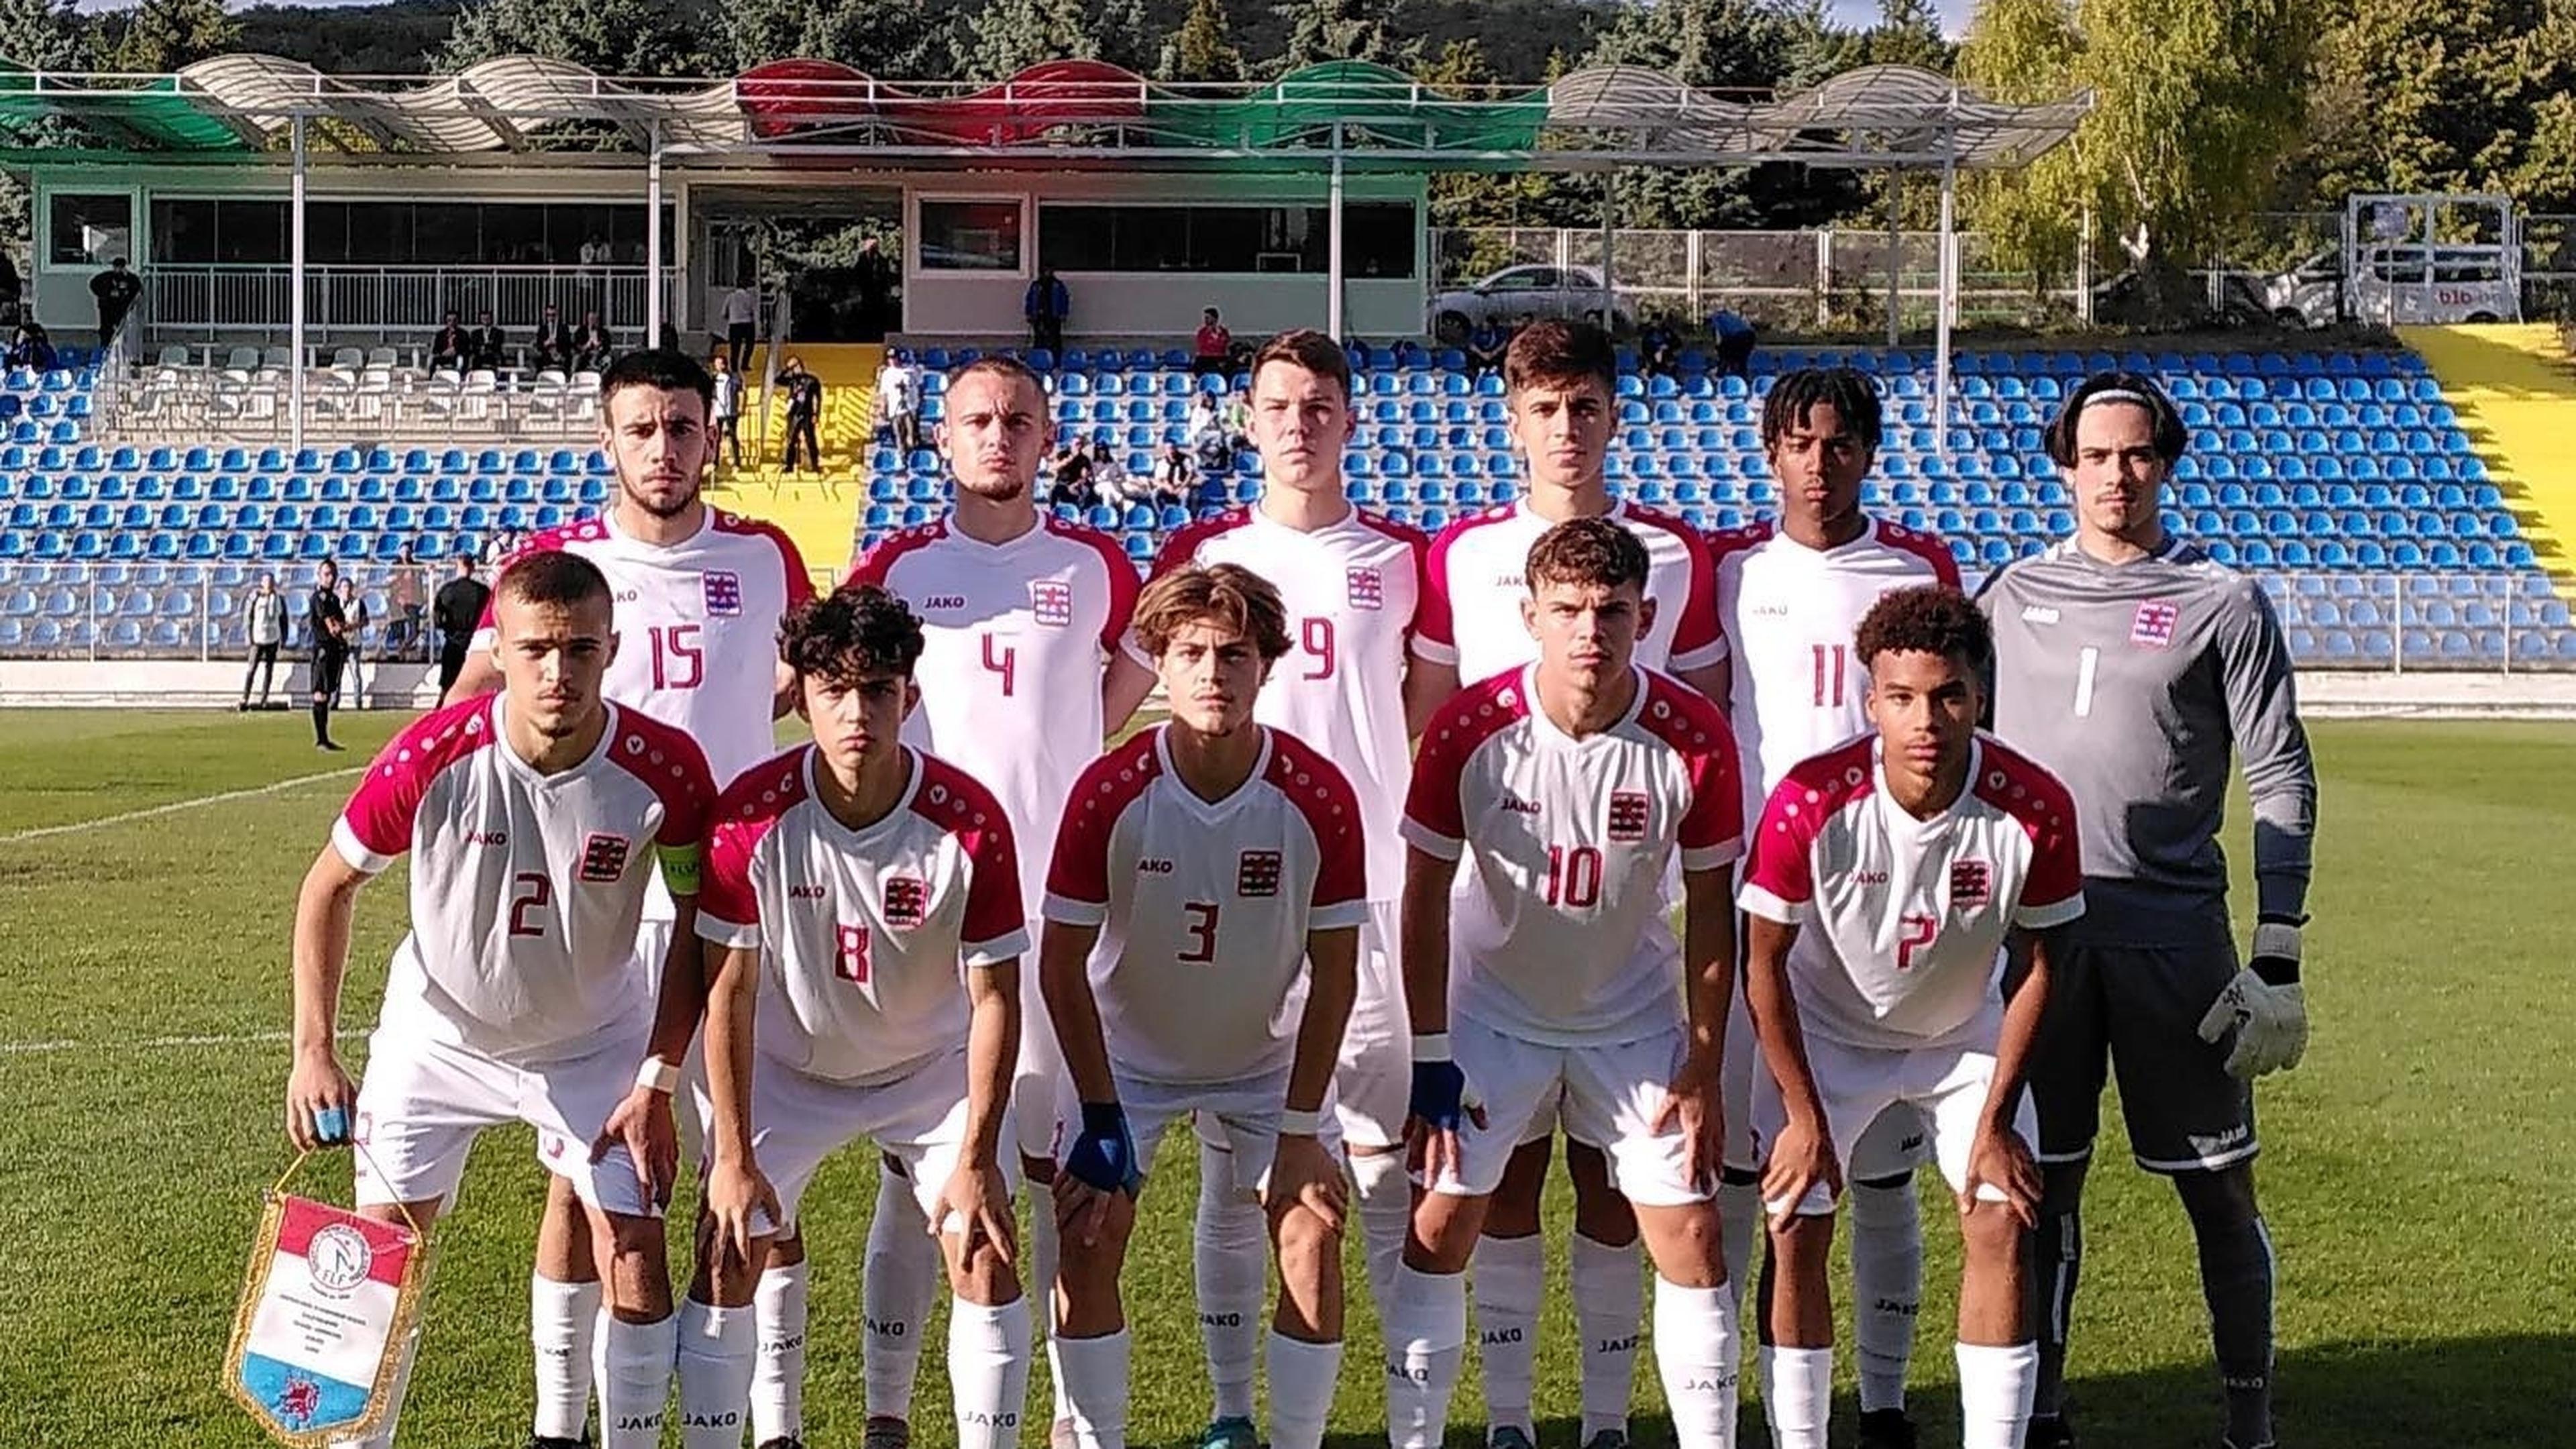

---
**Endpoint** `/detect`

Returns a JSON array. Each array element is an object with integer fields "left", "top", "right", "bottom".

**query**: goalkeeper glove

[
  {"left": 2196, "top": 915, "right": 2310, "bottom": 1079},
  {"left": 1062, "top": 1102, "right": 1144, "bottom": 1196}
]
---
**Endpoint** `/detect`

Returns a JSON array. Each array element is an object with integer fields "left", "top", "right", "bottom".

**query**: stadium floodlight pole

[
  {"left": 289, "top": 112, "right": 307, "bottom": 453},
  {"left": 1328, "top": 122, "right": 1346, "bottom": 340},
  {"left": 645, "top": 121, "right": 664, "bottom": 345},
  {"left": 1933, "top": 137, "right": 1956, "bottom": 455},
  {"left": 1600, "top": 171, "right": 1615, "bottom": 328},
  {"left": 1885, "top": 166, "right": 1902, "bottom": 348}
]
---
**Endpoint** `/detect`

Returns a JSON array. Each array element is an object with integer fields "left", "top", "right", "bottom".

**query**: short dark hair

[
  {"left": 1249, "top": 329, "right": 1352, "bottom": 402},
  {"left": 599, "top": 349, "right": 715, "bottom": 415},
  {"left": 947, "top": 353, "right": 1048, "bottom": 400},
  {"left": 494, "top": 548, "right": 612, "bottom": 612},
  {"left": 1525, "top": 516, "right": 1650, "bottom": 594},
  {"left": 780, "top": 584, "right": 926, "bottom": 683},
  {"left": 2044, "top": 370, "right": 2189, "bottom": 468},
  {"left": 1133, "top": 563, "right": 1292, "bottom": 661},
  {"left": 1504, "top": 317, "right": 1617, "bottom": 397},
  {"left": 1854, "top": 584, "right": 1991, "bottom": 672},
  {"left": 1762, "top": 366, "right": 1883, "bottom": 452}
]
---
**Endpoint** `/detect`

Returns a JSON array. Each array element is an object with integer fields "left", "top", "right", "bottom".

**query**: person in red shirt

[{"left": 1193, "top": 307, "right": 1235, "bottom": 378}]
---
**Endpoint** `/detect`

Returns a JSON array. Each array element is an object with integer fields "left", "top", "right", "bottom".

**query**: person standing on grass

[
  {"left": 241, "top": 573, "right": 286, "bottom": 710},
  {"left": 1976, "top": 372, "right": 2318, "bottom": 1449},
  {"left": 336, "top": 578, "right": 372, "bottom": 710},
  {"left": 306, "top": 559, "right": 348, "bottom": 751},
  {"left": 432, "top": 555, "right": 488, "bottom": 694},
  {"left": 284, "top": 550, "right": 716, "bottom": 1449}
]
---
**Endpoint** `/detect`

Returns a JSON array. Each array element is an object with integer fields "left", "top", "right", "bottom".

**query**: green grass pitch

[{"left": 0, "top": 710, "right": 2568, "bottom": 1446}]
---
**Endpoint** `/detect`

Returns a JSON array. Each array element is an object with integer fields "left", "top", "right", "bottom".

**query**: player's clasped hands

[
  {"left": 1759, "top": 1110, "right": 1843, "bottom": 1226},
  {"left": 1958, "top": 1120, "right": 2043, "bottom": 1229},
  {"left": 937, "top": 1156, "right": 1018, "bottom": 1263},
  {"left": 283, "top": 1047, "right": 357, "bottom": 1152},
  {"left": 1403, "top": 1055, "right": 1486, "bottom": 1189},
  {"left": 1265, "top": 1131, "right": 1348, "bottom": 1234},
  {"left": 1650, "top": 1045, "right": 1726, "bottom": 1194},
  {"left": 590, "top": 1083, "right": 678, "bottom": 1210},
  {"left": 704, "top": 1153, "right": 782, "bottom": 1263}
]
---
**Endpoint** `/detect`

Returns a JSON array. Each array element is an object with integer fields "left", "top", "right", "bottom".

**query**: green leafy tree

[
  {"left": 718, "top": 0, "right": 951, "bottom": 76},
  {"left": 99, "top": 0, "right": 240, "bottom": 72},
  {"left": 0, "top": 0, "right": 87, "bottom": 265},
  {"left": 960, "top": 0, "right": 1098, "bottom": 81},
  {"left": 1158, "top": 0, "right": 1245, "bottom": 80},
  {"left": 1091, "top": 0, "right": 1157, "bottom": 71},
  {"left": 439, "top": 0, "right": 716, "bottom": 74},
  {"left": 1273, "top": 0, "right": 1395, "bottom": 72}
]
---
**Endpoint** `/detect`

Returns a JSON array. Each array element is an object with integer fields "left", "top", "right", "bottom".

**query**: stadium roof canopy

[{"left": 0, "top": 55, "right": 2089, "bottom": 172}]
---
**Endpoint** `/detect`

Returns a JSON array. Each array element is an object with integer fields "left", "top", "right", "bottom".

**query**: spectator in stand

[
  {"left": 7, "top": 319, "right": 56, "bottom": 372},
  {"left": 875, "top": 347, "right": 922, "bottom": 454},
  {"left": 571, "top": 310, "right": 612, "bottom": 374},
  {"left": 1639, "top": 318, "right": 1681, "bottom": 378},
  {"left": 530, "top": 303, "right": 573, "bottom": 372},
  {"left": 1025, "top": 264, "right": 1069, "bottom": 353},
  {"left": 385, "top": 545, "right": 426, "bottom": 659},
  {"left": 710, "top": 354, "right": 745, "bottom": 470},
  {"left": 780, "top": 355, "right": 824, "bottom": 474},
  {"left": 429, "top": 311, "right": 470, "bottom": 372},
  {"left": 1187, "top": 387, "right": 1222, "bottom": 446},
  {"left": 578, "top": 233, "right": 612, "bottom": 267},
  {"left": 480, "top": 528, "right": 515, "bottom": 570},
  {"left": 855, "top": 235, "right": 895, "bottom": 337},
  {"left": 1148, "top": 441, "right": 1195, "bottom": 509},
  {"left": 1046, "top": 436, "right": 1096, "bottom": 508},
  {"left": 1464, "top": 317, "right": 1512, "bottom": 375},
  {"left": 1087, "top": 436, "right": 1134, "bottom": 509},
  {"left": 432, "top": 555, "right": 489, "bottom": 694},
  {"left": 1192, "top": 306, "right": 1234, "bottom": 376},
  {"left": 0, "top": 249, "right": 19, "bottom": 327},
  {"left": 335, "top": 577, "right": 371, "bottom": 709},
  {"left": 90, "top": 256, "right": 143, "bottom": 354},
  {"left": 239, "top": 572, "right": 285, "bottom": 710},
  {"left": 469, "top": 310, "right": 508, "bottom": 372},
  {"left": 1711, "top": 304, "right": 1758, "bottom": 377},
  {"left": 721, "top": 281, "right": 759, "bottom": 373}
]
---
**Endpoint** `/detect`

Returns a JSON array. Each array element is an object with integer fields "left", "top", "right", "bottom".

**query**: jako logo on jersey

[
  {"left": 1949, "top": 858, "right": 1993, "bottom": 908},
  {"left": 1237, "top": 849, "right": 1283, "bottom": 898},
  {"left": 1750, "top": 602, "right": 1791, "bottom": 618},
  {"left": 2021, "top": 604, "right": 2061, "bottom": 625},
  {"left": 466, "top": 828, "right": 508, "bottom": 845},
  {"left": 1137, "top": 858, "right": 1175, "bottom": 874},
  {"left": 1854, "top": 869, "right": 1890, "bottom": 885},
  {"left": 702, "top": 570, "right": 743, "bottom": 618},
  {"left": 1030, "top": 579, "right": 1074, "bottom": 627},
  {"left": 579, "top": 832, "right": 631, "bottom": 882},
  {"left": 789, "top": 883, "right": 829, "bottom": 899},
  {"left": 1501, "top": 794, "right": 1542, "bottom": 816},
  {"left": 882, "top": 875, "right": 928, "bottom": 929},
  {"left": 1346, "top": 566, "right": 1385, "bottom": 610},
  {"left": 1607, "top": 791, "right": 1650, "bottom": 843},
  {"left": 2131, "top": 600, "right": 2180, "bottom": 649},
  {"left": 924, "top": 594, "right": 969, "bottom": 610}
]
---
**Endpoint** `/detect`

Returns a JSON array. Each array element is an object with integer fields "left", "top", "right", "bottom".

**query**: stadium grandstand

[{"left": 1, "top": 54, "right": 2571, "bottom": 686}]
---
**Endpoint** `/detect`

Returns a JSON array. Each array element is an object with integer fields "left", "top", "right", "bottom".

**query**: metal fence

[
  {"left": 5, "top": 559, "right": 2568, "bottom": 672},
  {"left": 139, "top": 264, "right": 682, "bottom": 348},
  {"left": 109, "top": 363, "right": 610, "bottom": 441},
  {"left": 2216, "top": 211, "right": 2576, "bottom": 323}
]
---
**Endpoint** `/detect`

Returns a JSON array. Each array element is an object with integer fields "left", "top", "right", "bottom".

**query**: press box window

[
  {"left": 50, "top": 194, "right": 133, "bottom": 267},
  {"left": 918, "top": 201, "right": 1024, "bottom": 272}
]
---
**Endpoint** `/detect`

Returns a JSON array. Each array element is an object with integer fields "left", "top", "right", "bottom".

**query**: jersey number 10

[{"left": 1544, "top": 845, "right": 1605, "bottom": 908}]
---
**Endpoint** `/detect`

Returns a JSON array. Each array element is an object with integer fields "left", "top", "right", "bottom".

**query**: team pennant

[{"left": 225, "top": 1170, "right": 429, "bottom": 1446}]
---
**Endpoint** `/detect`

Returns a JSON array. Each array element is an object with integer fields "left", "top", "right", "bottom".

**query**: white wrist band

[
  {"left": 634, "top": 1055, "right": 681, "bottom": 1095},
  {"left": 1278, "top": 1108, "right": 1323, "bottom": 1136},
  {"left": 1411, "top": 1033, "right": 1452, "bottom": 1064}
]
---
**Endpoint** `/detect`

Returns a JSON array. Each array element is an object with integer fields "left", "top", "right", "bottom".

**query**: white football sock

[
  {"left": 865, "top": 1172, "right": 938, "bottom": 1423},
  {"left": 1717, "top": 1178, "right": 1760, "bottom": 1316},
  {"left": 1385, "top": 1265, "right": 1468, "bottom": 1449},
  {"left": 1348, "top": 1149, "right": 1411, "bottom": 1326},
  {"left": 1050, "top": 1329, "right": 1131, "bottom": 1449},
  {"left": 1266, "top": 1332, "right": 1343, "bottom": 1449},
  {"left": 1027, "top": 1181, "right": 1069, "bottom": 1424},
  {"left": 1650, "top": 1278, "right": 1741, "bottom": 1449},
  {"left": 1571, "top": 1233, "right": 1642, "bottom": 1441},
  {"left": 750, "top": 1261, "right": 809, "bottom": 1446},
  {"left": 1195, "top": 1136, "right": 1267, "bottom": 1421},
  {"left": 1756, "top": 1344, "right": 1832, "bottom": 1449},
  {"left": 597, "top": 1312, "right": 678, "bottom": 1449},
  {"left": 1471, "top": 1233, "right": 1543, "bottom": 1435},
  {"left": 1955, "top": 1342, "right": 2038, "bottom": 1449},
  {"left": 329, "top": 1322, "right": 419, "bottom": 1449},
  {"left": 1849, "top": 1178, "right": 1923, "bottom": 1414},
  {"left": 949, "top": 1297, "right": 1034, "bottom": 1449},
  {"left": 530, "top": 1273, "right": 600, "bottom": 1442},
  {"left": 674, "top": 1299, "right": 754, "bottom": 1448}
]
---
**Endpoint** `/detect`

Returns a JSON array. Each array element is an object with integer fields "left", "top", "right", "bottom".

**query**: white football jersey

[
  {"left": 1413, "top": 499, "right": 1725, "bottom": 686},
  {"left": 334, "top": 696, "right": 715, "bottom": 1064},
  {"left": 848, "top": 515, "right": 1139, "bottom": 916},
  {"left": 1711, "top": 515, "right": 1962, "bottom": 818},
  {"left": 1403, "top": 666, "right": 1745, "bottom": 1046},
  {"left": 1738, "top": 733, "right": 2085, "bottom": 1051},
  {"left": 480, "top": 508, "right": 814, "bottom": 790},
  {"left": 1139, "top": 502, "right": 1428, "bottom": 902},
  {"left": 698, "top": 744, "right": 1028, "bottom": 1086},
  {"left": 1043, "top": 726, "right": 1368, "bottom": 1085}
]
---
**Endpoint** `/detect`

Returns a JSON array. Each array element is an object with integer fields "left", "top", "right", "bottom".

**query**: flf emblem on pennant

[{"left": 227, "top": 1187, "right": 428, "bottom": 1445}]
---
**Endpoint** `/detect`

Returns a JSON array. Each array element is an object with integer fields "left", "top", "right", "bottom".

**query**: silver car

[{"left": 1429, "top": 264, "right": 1635, "bottom": 343}]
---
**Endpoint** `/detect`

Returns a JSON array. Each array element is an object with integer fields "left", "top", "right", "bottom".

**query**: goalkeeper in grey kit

[{"left": 1975, "top": 372, "right": 2317, "bottom": 1449}]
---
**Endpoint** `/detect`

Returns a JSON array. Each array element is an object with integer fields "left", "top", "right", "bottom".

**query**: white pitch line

[
  {"left": 0, "top": 766, "right": 360, "bottom": 847},
  {"left": 0, "top": 1029, "right": 297, "bottom": 1057}
]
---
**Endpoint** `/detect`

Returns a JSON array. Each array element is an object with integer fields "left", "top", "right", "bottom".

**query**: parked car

[{"left": 1429, "top": 264, "right": 1635, "bottom": 342}]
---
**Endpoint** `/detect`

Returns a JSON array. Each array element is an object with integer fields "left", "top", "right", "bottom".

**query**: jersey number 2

[
  {"left": 649, "top": 624, "right": 704, "bottom": 690},
  {"left": 508, "top": 872, "right": 552, "bottom": 937}
]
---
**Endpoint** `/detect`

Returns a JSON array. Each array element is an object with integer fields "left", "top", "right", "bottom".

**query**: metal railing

[
  {"left": 107, "top": 363, "right": 610, "bottom": 441},
  {"left": 3, "top": 560, "right": 2569, "bottom": 672},
  {"left": 138, "top": 264, "right": 682, "bottom": 347}
]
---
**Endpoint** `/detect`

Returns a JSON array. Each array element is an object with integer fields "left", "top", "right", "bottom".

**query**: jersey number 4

[
  {"left": 982, "top": 634, "right": 1018, "bottom": 696},
  {"left": 649, "top": 624, "right": 704, "bottom": 690}
]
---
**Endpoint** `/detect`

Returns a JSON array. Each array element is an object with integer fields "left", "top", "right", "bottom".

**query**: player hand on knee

[
  {"left": 938, "top": 1153, "right": 1020, "bottom": 1265},
  {"left": 284, "top": 1049, "right": 356, "bottom": 1151},
  {"left": 1758, "top": 1112, "right": 1842, "bottom": 1227},
  {"left": 1958, "top": 1121, "right": 2041, "bottom": 1229},
  {"left": 592, "top": 1079, "right": 679, "bottom": 1210},
  {"left": 1650, "top": 1044, "right": 1725, "bottom": 1193},
  {"left": 706, "top": 1155, "right": 782, "bottom": 1263},
  {"left": 1404, "top": 1036, "right": 1485, "bottom": 1187},
  {"left": 1265, "top": 1127, "right": 1348, "bottom": 1234},
  {"left": 1057, "top": 1103, "right": 1143, "bottom": 1245},
  {"left": 2196, "top": 917, "right": 2310, "bottom": 1078}
]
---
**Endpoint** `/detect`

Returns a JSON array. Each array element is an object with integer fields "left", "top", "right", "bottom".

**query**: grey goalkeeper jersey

[{"left": 1977, "top": 536, "right": 2316, "bottom": 947}]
